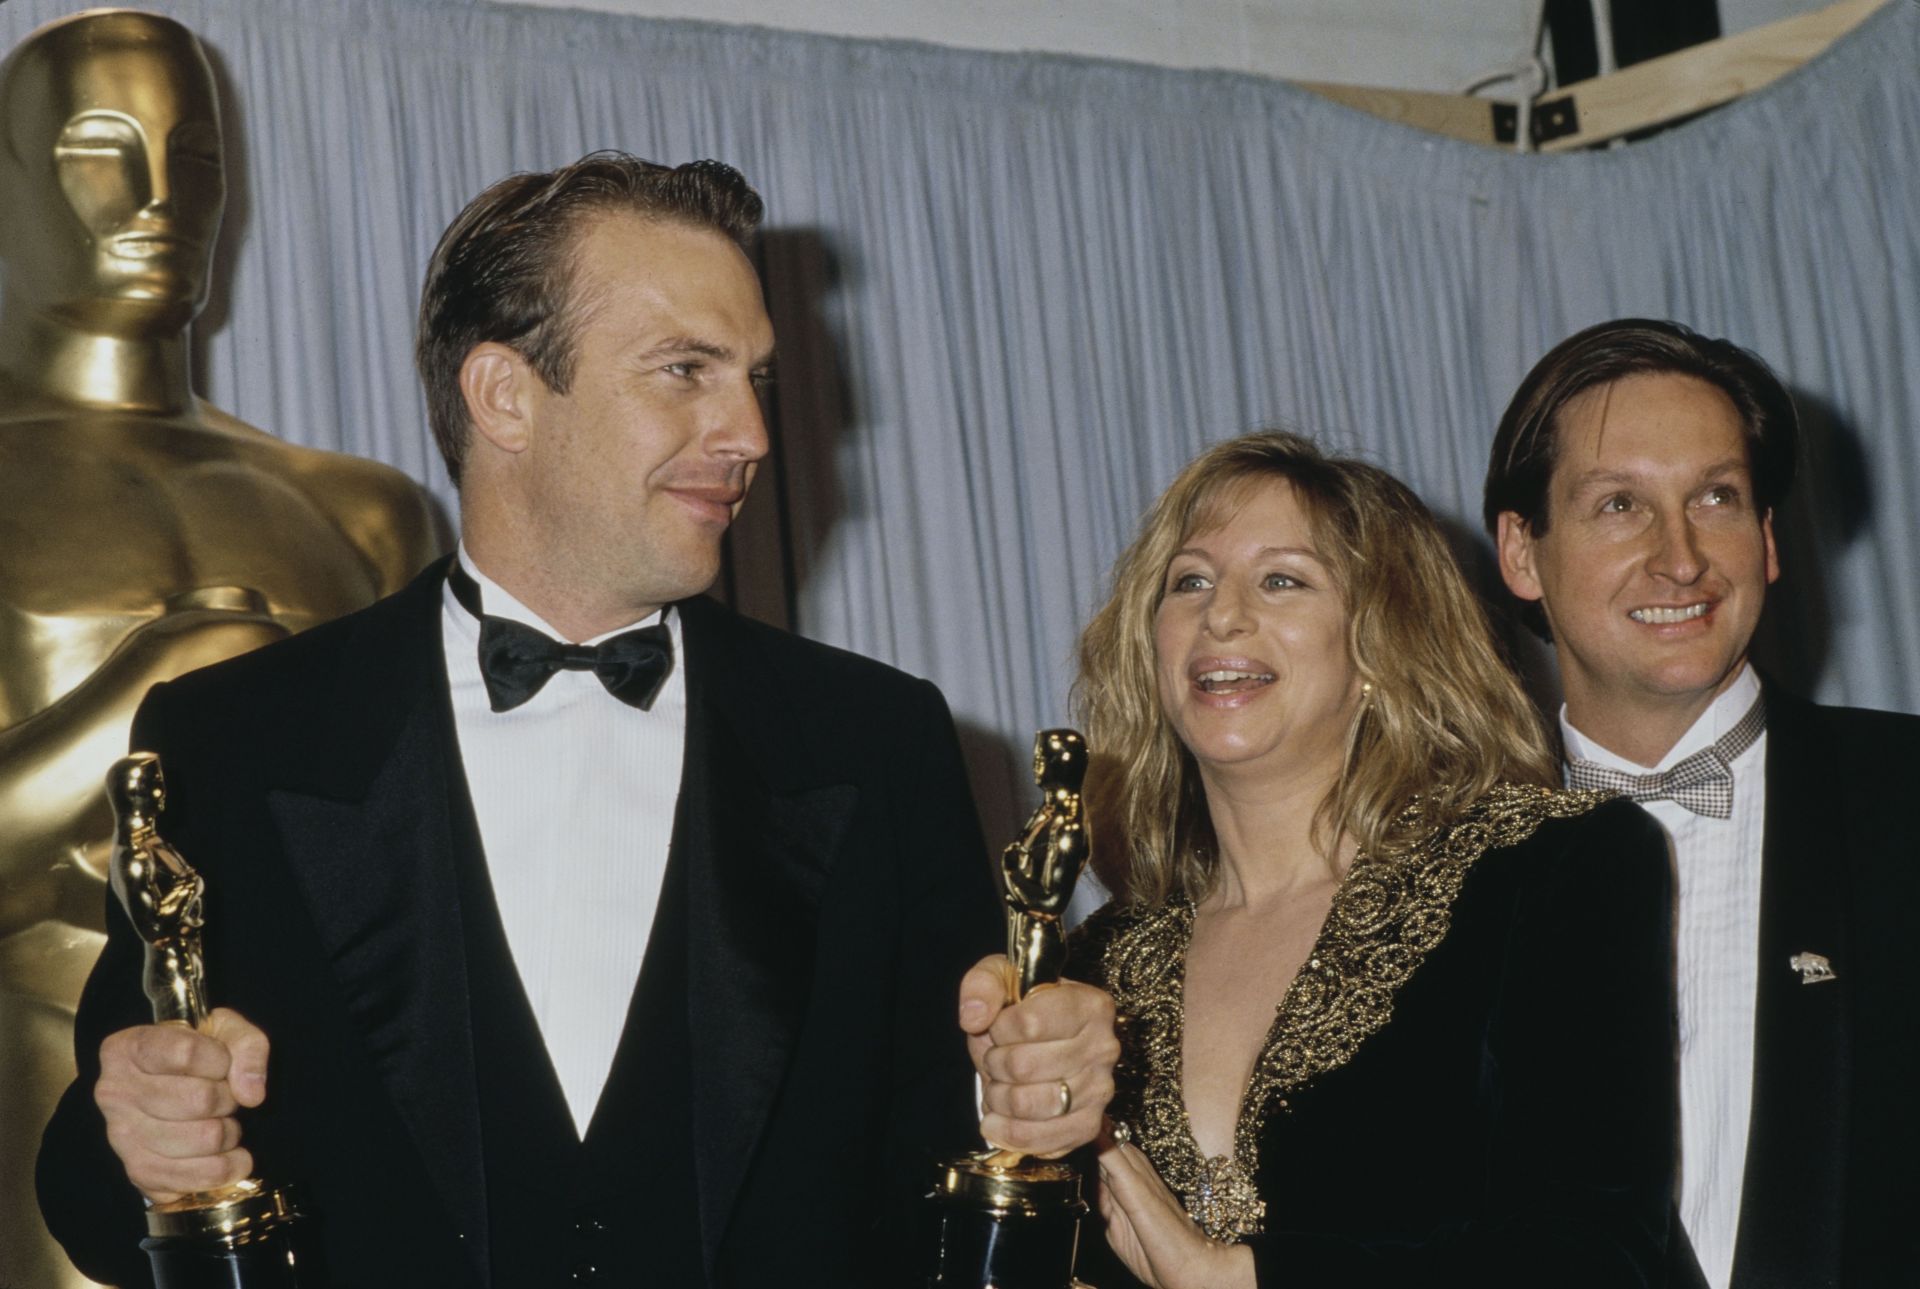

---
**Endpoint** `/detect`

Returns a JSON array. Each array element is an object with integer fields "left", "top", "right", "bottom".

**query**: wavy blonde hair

[{"left": 1075, "top": 432, "right": 1556, "bottom": 906}]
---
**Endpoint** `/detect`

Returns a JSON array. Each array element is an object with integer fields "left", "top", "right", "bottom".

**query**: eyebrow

[
  {"left": 1171, "top": 544, "right": 1326, "bottom": 564},
  {"left": 1562, "top": 457, "right": 1751, "bottom": 494},
  {"left": 634, "top": 337, "right": 778, "bottom": 371},
  {"left": 1561, "top": 469, "right": 1641, "bottom": 493},
  {"left": 636, "top": 337, "right": 732, "bottom": 361}
]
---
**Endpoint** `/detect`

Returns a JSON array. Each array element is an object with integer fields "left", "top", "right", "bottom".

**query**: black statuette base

[
  {"left": 141, "top": 1230, "right": 307, "bottom": 1289},
  {"left": 924, "top": 1203, "right": 1082, "bottom": 1289}
]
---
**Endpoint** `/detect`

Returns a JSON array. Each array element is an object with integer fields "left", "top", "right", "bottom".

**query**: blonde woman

[{"left": 1069, "top": 433, "right": 1675, "bottom": 1288}]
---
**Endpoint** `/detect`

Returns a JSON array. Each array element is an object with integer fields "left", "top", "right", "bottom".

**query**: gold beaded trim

[{"left": 1094, "top": 784, "right": 1611, "bottom": 1241}]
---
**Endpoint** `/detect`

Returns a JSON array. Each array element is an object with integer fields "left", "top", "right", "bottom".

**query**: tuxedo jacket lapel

[
  {"left": 1730, "top": 683, "right": 1850, "bottom": 1288},
  {"left": 675, "top": 597, "right": 858, "bottom": 1275},
  {"left": 259, "top": 561, "right": 492, "bottom": 1282},
  {"left": 1667, "top": 1216, "right": 1710, "bottom": 1289}
]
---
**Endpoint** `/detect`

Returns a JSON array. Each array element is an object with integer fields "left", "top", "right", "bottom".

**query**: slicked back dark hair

[
  {"left": 415, "top": 152, "right": 763, "bottom": 486},
  {"left": 1482, "top": 317, "right": 1800, "bottom": 638}
]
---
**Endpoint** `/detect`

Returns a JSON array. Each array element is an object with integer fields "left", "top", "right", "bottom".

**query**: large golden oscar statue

[{"left": 0, "top": 12, "right": 443, "bottom": 1286}]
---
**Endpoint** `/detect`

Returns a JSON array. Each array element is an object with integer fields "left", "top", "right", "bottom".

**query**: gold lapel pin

[{"left": 1789, "top": 952, "right": 1836, "bottom": 985}]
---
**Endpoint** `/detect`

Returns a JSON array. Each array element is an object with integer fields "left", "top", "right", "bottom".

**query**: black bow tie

[{"left": 448, "top": 563, "right": 673, "bottom": 713}]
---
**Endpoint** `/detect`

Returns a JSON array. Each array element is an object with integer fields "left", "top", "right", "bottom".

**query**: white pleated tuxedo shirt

[
  {"left": 441, "top": 549, "right": 686, "bottom": 1137},
  {"left": 1561, "top": 664, "right": 1766, "bottom": 1289}
]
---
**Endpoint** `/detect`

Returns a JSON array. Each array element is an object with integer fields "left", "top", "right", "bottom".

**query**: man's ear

[
  {"left": 459, "top": 342, "right": 536, "bottom": 457},
  {"left": 1761, "top": 508, "right": 1782, "bottom": 586},
  {"left": 1495, "top": 511, "right": 1545, "bottom": 603}
]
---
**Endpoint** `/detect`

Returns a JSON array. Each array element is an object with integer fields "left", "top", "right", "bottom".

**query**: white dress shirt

[
  {"left": 441, "top": 547, "right": 686, "bottom": 1137},
  {"left": 1561, "top": 665, "right": 1766, "bottom": 1289}
]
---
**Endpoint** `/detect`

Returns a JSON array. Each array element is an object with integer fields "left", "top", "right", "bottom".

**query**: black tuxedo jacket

[
  {"left": 38, "top": 560, "right": 1000, "bottom": 1288},
  {"left": 1668, "top": 683, "right": 1920, "bottom": 1289}
]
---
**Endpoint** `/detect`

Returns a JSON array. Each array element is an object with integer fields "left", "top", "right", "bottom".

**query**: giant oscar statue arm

[
  {"left": 0, "top": 599, "right": 287, "bottom": 946},
  {"left": 0, "top": 12, "right": 443, "bottom": 1289}
]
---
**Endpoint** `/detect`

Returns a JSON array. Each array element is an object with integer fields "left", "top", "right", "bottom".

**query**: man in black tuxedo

[
  {"left": 1484, "top": 318, "right": 1919, "bottom": 1288},
  {"left": 38, "top": 154, "right": 1118, "bottom": 1287}
]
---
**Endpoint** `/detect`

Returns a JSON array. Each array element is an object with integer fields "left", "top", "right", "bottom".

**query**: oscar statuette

[
  {"left": 107, "top": 753, "right": 307, "bottom": 1289},
  {"left": 925, "top": 729, "right": 1094, "bottom": 1289}
]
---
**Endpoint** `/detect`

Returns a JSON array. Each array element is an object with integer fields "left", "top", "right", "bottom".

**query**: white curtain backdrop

[{"left": 4, "top": 0, "right": 1915, "bottom": 836}]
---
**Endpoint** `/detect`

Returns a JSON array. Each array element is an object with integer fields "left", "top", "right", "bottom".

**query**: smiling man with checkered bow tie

[{"left": 1484, "top": 318, "right": 1920, "bottom": 1289}]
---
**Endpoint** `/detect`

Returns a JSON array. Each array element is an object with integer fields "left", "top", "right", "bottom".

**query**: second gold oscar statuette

[{"left": 923, "top": 730, "right": 1096, "bottom": 1289}]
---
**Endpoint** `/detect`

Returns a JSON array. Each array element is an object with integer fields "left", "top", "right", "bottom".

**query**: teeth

[
  {"left": 1630, "top": 604, "right": 1710, "bottom": 624},
  {"left": 1197, "top": 670, "right": 1275, "bottom": 692}
]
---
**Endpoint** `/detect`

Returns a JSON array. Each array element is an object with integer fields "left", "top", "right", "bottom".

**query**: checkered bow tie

[{"left": 1563, "top": 694, "right": 1766, "bottom": 819}]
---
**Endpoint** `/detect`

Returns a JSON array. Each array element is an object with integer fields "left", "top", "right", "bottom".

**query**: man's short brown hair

[
  {"left": 415, "top": 152, "right": 763, "bottom": 485},
  {"left": 1483, "top": 317, "right": 1799, "bottom": 538}
]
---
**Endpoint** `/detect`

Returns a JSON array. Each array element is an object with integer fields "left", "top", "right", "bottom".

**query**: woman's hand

[
  {"left": 957, "top": 956, "right": 1118, "bottom": 1157},
  {"left": 1097, "top": 1135, "right": 1257, "bottom": 1289}
]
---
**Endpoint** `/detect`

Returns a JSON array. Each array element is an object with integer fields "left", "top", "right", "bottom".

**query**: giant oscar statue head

[
  {"left": 0, "top": 9, "right": 224, "bottom": 406},
  {"left": 0, "top": 13, "right": 440, "bottom": 1289}
]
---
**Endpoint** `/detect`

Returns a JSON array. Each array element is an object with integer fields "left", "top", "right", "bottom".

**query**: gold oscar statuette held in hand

[
  {"left": 924, "top": 730, "right": 1093, "bottom": 1289},
  {"left": 108, "top": 753, "right": 306, "bottom": 1289}
]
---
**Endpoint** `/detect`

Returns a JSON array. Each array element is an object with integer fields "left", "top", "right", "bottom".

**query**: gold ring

[
  {"left": 1112, "top": 1120, "right": 1131, "bottom": 1146},
  {"left": 1056, "top": 1079, "right": 1073, "bottom": 1117}
]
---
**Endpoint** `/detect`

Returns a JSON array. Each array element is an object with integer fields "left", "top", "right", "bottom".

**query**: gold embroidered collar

[{"left": 1094, "top": 784, "right": 1610, "bottom": 1241}]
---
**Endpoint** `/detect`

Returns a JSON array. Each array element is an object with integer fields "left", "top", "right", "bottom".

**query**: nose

[
  {"left": 1202, "top": 579, "right": 1253, "bottom": 640},
  {"left": 143, "top": 141, "right": 172, "bottom": 214},
  {"left": 708, "top": 378, "right": 771, "bottom": 466},
  {"left": 1647, "top": 508, "right": 1707, "bottom": 585}
]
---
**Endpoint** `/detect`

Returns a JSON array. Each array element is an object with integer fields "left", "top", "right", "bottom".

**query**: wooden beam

[
  {"left": 1295, "top": 81, "right": 1504, "bottom": 148},
  {"left": 1292, "top": 0, "right": 1886, "bottom": 153}
]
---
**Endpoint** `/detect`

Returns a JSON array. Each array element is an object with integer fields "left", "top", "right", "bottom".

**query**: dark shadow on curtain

[
  {"left": 954, "top": 719, "right": 1028, "bottom": 886},
  {"left": 721, "top": 227, "right": 852, "bottom": 631},
  {"left": 726, "top": 228, "right": 1020, "bottom": 869},
  {"left": 1750, "top": 385, "right": 1871, "bottom": 697},
  {"left": 1437, "top": 514, "right": 1565, "bottom": 724}
]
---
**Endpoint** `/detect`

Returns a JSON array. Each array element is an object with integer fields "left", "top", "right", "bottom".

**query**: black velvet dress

[{"left": 1068, "top": 786, "right": 1676, "bottom": 1289}]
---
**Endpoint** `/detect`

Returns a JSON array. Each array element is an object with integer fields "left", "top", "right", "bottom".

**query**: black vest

[{"left": 450, "top": 777, "right": 706, "bottom": 1288}]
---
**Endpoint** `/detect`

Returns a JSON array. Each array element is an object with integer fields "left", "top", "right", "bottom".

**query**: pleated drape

[{"left": 3, "top": 0, "right": 1915, "bottom": 834}]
